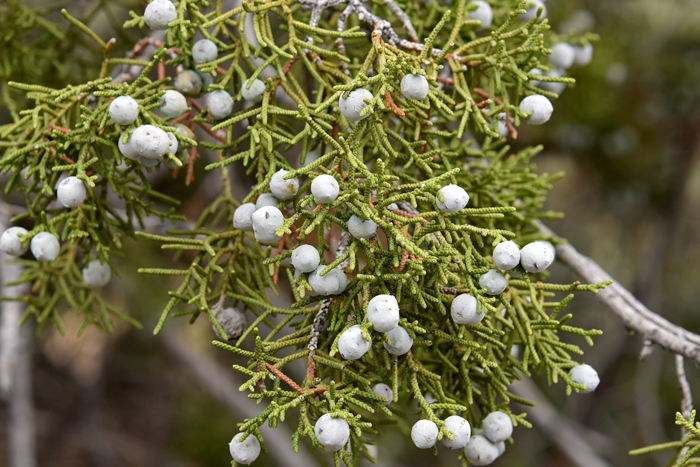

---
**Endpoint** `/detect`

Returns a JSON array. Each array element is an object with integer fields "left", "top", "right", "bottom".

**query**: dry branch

[{"left": 537, "top": 221, "right": 700, "bottom": 365}]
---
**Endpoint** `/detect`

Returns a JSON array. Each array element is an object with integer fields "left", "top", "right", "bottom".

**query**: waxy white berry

[
  {"left": 483, "top": 411, "right": 513, "bottom": 443},
  {"left": 372, "top": 383, "right": 393, "bottom": 406},
  {"left": 469, "top": 1, "right": 493, "bottom": 29},
  {"left": 400, "top": 74, "right": 429, "bottom": 100},
  {"left": 494, "top": 112, "right": 509, "bottom": 138},
  {"left": 251, "top": 206, "right": 284, "bottom": 244},
  {"left": 311, "top": 174, "right": 339, "bottom": 204},
  {"left": 540, "top": 240, "right": 556, "bottom": 261},
  {"left": 213, "top": 306, "right": 247, "bottom": 341},
  {"left": 520, "top": 241, "right": 554, "bottom": 273},
  {"left": 233, "top": 203, "right": 256, "bottom": 231},
  {"left": 131, "top": 124, "right": 170, "bottom": 160},
  {"left": 451, "top": 294, "right": 485, "bottom": 325},
  {"left": 436, "top": 184, "right": 469, "bottom": 213},
  {"left": 164, "top": 150, "right": 191, "bottom": 171},
  {"left": 569, "top": 364, "right": 600, "bottom": 393},
  {"left": 166, "top": 131, "right": 178, "bottom": 154},
  {"left": 338, "top": 89, "right": 373, "bottom": 122},
  {"left": 174, "top": 70, "right": 203, "bottom": 97},
  {"left": 192, "top": 39, "right": 218, "bottom": 64},
  {"left": 347, "top": 215, "right": 377, "bottom": 239},
  {"left": 519, "top": 95, "right": 553, "bottom": 125},
  {"left": 206, "top": 90, "right": 234, "bottom": 119},
  {"left": 315, "top": 414, "right": 350, "bottom": 451},
  {"left": 411, "top": 420, "right": 439, "bottom": 449},
  {"left": 198, "top": 69, "right": 214, "bottom": 91},
  {"left": 442, "top": 415, "right": 471, "bottom": 449},
  {"left": 140, "top": 157, "right": 159, "bottom": 168},
  {"left": 57, "top": 176, "right": 87, "bottom": 208},
  {"left": 82, "top": 259, "right": 111, "bottom": 288},
  {"left": 118, "top": 131, "right": 139, "bottom": 161},
  {"left": 333, "top": 268, "right": 348, "bottom": 295},
  {"left": 520, "top": 0, "right": 546, "bottom": 22},
  {"left": 0, "top": 227, "right": 29, "bottom": 257},
  {"left": 159, "top": 90, "right": 188, "bottom": 118},
  {"left": 269, "top": 169, "right": 299, "bottom": 200},
  {"left": 144, "top": 0, "right": 177, "bottom": 30},
  {"left": 383, "top": 326, "right": 413, "bottom": 355},
  {"left": 256, "top": 193, "right": 279, "bottom": 209},
  {"left": 173, "top": 123, "right": 195, "bottom": 144},
  {"left": 573, "top": 43, "right": 594, "bottom": 67},
  {"left": 464, "top": 435, "right": 499, "bottom": 465},
  {"left": 367, "top": 294, "right": 400, "bottom": 332},
  {"left": 479, "top": 269, "right": 508, "bottom": 295},
  {"left": 291, "top": 245, "right": 320, "bottom": 273},
  {"left": 338, "top": 325, "right": 371, "bottom": 360},
  {"left": 241, "top": 78, "right": 266, "bottom": 102},
  {"left": 229, "top": 432, "right": 261, "bottom": 465},
  {"left": 30, "top": 232, "right": 60, "bottom": 262},
  {"left": 549, "top": 42, "right": 576, "bottom": 70},
  {"left": 493, "top": 240, "right": 520, "bottom": 270},
  {"left": 109, "top": 96, "right": 139, "bottom": 125},
  {"left": 496, "top": 441, "right": 506, "bottom": 457},
  {"left": 308, "top": 265, "right": 345, "bottom": 295}
]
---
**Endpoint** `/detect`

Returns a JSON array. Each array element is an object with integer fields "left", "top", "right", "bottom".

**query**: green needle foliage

[
  {"left": 630, "top": 411, "right": 700, "bottom": 466},
  {"left": 1, "top": 0, "right": 607, "bottom": 464}
]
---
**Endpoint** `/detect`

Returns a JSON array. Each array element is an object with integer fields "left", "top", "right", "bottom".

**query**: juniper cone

[
  {"left": 411, "top": 419, "right": 439, "bottom": 449},
  {"left": 30, "top": 232, "right": 60, "bottom": 262},
  {"left": 192, "top": 38, "right": 218, "bottom": 64},
  {"left": 0, "top": 227, "right": 29, "bottom": 257},
  {"left": 159, "top": 90, "right": 188, "bottom": 118},
  {"left": 482, "top": 411, "right": 514, "bottom": 444},
  {"left": 241, "top": 78, "right": 266, "bottom": 102},
  {"left": 442, "top": 415, "right": 472, "bottom": 449},
  {"left": 82, "top": 259, "right": 112, "bottom": 288},
  {"left": 569, "top": 364, "right": 601, "bottom": 393},
  {"left": 0, "top": 0, "right": 616, "bottom": 465},
  {"left": 465, "top": 435, "right": 501, "bottom": 466},
  {"left": 255, "top": 193, "right": 280, "bottom": 209},
  {"left": 229, "top": 433, "right": 261, "bottom": 465},
  {"left": 371, "top": 383, "right": 394, "bottom": 406}
]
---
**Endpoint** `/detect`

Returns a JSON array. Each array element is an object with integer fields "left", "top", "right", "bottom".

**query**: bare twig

[
  {"left": 537, "top": 221, "right": 700, "bottom": 365},
  {"left": 0, "top": 213, "right": 36, "bottom": 467},
  {"left": 676, "top": 354, "right": 693, "bottom": 458}
]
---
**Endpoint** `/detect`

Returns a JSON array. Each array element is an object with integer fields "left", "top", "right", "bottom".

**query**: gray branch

[
  {"left": 675, "top": 354, "right": 693, "bottom": 458},
  {"left": 537, "top": 221, "right": 700, "bottom": 365},
  {"left": 0, "top": 211, "right": 36, "bottom": 467}
]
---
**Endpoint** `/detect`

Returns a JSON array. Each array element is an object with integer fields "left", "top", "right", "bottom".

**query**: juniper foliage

[{"left": 0, "top": 0, "right": 610, "bottom": 465}]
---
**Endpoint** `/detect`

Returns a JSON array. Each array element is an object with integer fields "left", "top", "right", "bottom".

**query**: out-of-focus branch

[
  {"left": 511, "top": 377, "right": 613, "bottom": 467},
  {"left": 0, "top": 210, "right": 36, "bottom": 467},
  {"left": 537, "top": 221, "right": 700, "bottom": 365},
  {"left": 675, "top": 354, "right": 693, "bottom": 459},
  {"left": 160, "top": 332, "right": 321, "bottom": 467}
]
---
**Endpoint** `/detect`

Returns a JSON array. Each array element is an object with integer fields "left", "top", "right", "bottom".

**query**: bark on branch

[{"left": 536, "top": 221, "right": 700, "bottom": 365}]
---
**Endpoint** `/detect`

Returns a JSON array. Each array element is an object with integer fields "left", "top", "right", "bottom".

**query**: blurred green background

[{"left": 3, "top": 0, "right": 700, "bottom": 466}]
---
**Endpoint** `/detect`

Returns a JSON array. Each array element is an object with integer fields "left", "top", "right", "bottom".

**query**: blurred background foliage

[{"left": 2, "top": 0, "right": 700, "bottom": 466}]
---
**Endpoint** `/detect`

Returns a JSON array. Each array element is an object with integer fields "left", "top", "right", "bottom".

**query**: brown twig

[
  {"left": 185, "top": 146, "right": 198, "bottom": 186},
  {"left": 385, "top": 90, "right": 405, "bottom": 116},
  {"left": 265, "top": 362, "right": 326, "bottom": 395}
]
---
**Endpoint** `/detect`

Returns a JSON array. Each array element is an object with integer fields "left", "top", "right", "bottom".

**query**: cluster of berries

[
  {"left": 409, "top": 411, "right": 511, "bottom": 465},
  {"left": 1, "top": 176, "right": 111, "bottom": 287}
]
